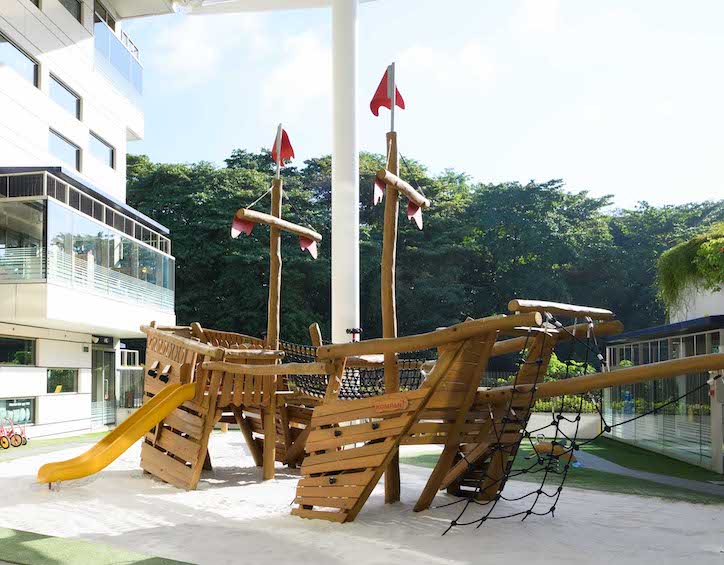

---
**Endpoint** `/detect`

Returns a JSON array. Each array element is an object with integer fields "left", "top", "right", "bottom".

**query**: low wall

[{"left": 526, "top": 412, "right": 601, "bottom": 440}]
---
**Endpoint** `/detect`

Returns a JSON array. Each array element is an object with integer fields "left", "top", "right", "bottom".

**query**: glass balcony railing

[{"left": 94, "top": 20, "right": 142, "bottom": 104}]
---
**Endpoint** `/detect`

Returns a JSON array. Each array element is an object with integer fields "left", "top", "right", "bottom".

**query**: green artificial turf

[
  {"left": 0, "top": 527, "right": 192, "bottom": 565},
  {"left": 400, "top": 439, "right": 724, "bottom": 505},
  {"left": 0, "top": 432, "right": 110, "bottom": 462}
]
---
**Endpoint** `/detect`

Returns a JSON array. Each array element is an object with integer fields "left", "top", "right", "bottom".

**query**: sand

[{"left": 0, "top": 432, "right": 721, "bottom": 565}]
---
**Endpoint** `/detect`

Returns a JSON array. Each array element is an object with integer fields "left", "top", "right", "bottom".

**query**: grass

[
  {"left": 0, "top": 431, "right": 109, "bottom": 462},
  {"left": 400, "top": 438, "right": 724, "bottom": 505}
]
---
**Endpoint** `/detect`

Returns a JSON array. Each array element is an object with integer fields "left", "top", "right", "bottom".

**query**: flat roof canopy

[{"left": 172, "top": 0, "right": 374, "bottom": 15}]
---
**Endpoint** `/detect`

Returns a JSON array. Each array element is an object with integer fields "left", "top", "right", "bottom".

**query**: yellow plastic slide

[{"left": 37, "top": 383, "right": 196, "bottom": 484}]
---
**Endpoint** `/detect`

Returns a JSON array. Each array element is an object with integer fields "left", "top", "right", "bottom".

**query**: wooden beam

[
  {"left": 491, "top": 320, "right": 624, "bottom": 357},
  {"left": 508, "top": 299, "right": 615, "bottom": 321},
  {"left": 309, "top": 323, "right": 323, "bottom": 347},
  {"left": 316, "top": 313, "right": 542, "bottom": 359},
  {"left": 267, "top": 179, "right": 283, "bottom": 351},
  {"left": 231, "top": 406, "right": 262, "bottom": 467},
  {"left": 382, "top": 131, "right": 401, "bottom": 504},
  {"left": 376, "top": 169, "right": 431, "bottom": 210},
  {"left": 478, "top": 353, "right": 724, "bottom": 405},
  {"left": 234, "top": 208, "right": 322, "bottom": 242}
]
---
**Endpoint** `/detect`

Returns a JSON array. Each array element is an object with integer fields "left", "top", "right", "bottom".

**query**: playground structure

[{"left": 36, "top": 67, "right": 724, "bottom": 527}]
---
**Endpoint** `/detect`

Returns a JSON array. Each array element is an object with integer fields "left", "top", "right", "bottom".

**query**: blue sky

[{"left": 125, "top": 0, "right": 724, "bottom": 208}]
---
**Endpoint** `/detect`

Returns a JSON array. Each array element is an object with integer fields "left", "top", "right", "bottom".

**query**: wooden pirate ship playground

[{"left": 37, "top": 65, "right": 724, "bottom": 532}]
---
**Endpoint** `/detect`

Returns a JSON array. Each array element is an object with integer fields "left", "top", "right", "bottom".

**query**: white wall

[
  {"left": 0, "top": 323, "right": 94, "bottom": 437},
  {"left": 670, "top": 287, "right": 724, "bottom": 323},
  {"left": 0, "top": 0, "right": 143, "bottom": 202}
]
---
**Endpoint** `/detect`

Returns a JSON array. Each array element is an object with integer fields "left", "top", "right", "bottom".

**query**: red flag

[
  {"left": 271, "top": 128, "right": 294, "bottom": 167},
  {"left": 370, "top": 68, "right": 405, "bottom": 116},
  {"left": 373, "top": 177, "right": 385, "bottom": 205},
  {"left": 407, "top": 200, "right": 423, "bottom": 230},
  {"left": 299, "top": 236, "right": 318, "bottom": 259},
  {"left": 231, "top": 216, "right": 254, "bottom": 238}
]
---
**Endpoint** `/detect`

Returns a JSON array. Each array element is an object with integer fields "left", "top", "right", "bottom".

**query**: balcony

[
  {"left": 94, "top": 20, "right": 143, "bottom": 105},
  {"left": 0, "top": 172, "right": 173, "bottom": 314}
]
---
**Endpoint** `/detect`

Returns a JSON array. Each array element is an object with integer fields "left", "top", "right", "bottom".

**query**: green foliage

[
  {"left": 126, "top": 151, "right": 724, "bottom": 345},
  {"left": 656, "top": 222, "right": 724, "bottom": 311}
]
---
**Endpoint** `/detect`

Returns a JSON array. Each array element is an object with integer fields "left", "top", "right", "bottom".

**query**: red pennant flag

[
  {"left": 407, "top": 200, "right": 423, "bottom": 230},
  {"left": 299, "top": 236, "right": 318, "bottom": 259},
  {"left": 271, "top": 128, "right": 294, "bottom": 167},
  {"left": 231, "top": 216, "right": 255, "bottom": 238},
  {"left": 373, "top": 177, "right": 385, "bottom": 205},
  {"left": 370, "top": 68, "right": 405, "bottom": 117}
]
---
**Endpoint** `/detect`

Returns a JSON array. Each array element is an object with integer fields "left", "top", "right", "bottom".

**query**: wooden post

[
  {"left": 381, "top": 131, "right": 400, "bottom": 503},
  {"left": 263, "top": 177, "right": 283, "bottom": 480},
  {"left": 309, "top": 323, "right": 323, "bottom": 347}
]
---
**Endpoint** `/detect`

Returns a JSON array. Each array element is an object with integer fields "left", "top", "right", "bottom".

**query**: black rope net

[
  {"left": 279, "top": 340, "right": 432, "bottom": 399},
  {"left": 440, "top": 316, "right": 723, "bottom": 535}
]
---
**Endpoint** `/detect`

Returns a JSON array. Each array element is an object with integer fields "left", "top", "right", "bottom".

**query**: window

[
  {"left": 47, "top": 368, "right": 78, "bottom": 393},
  {"left": 0, "top": 200, "right": 45, "bottom": 281},
  {"left": 0, "top": 337, "right": 34, "bottom": 365},
  {"left": 0, "top": 33, "right": 38, "bottom": 86},
  {"left": 49, "top": 130, "right": 81, "bottom": 171},
  {"left": 0, "top": 398, "right": 34, "bottom": 424},
  {"left": 59, "top": 0, "right": 82, "bottom": 22},
  {"left": 94, "top": 1, "right": 116, "bottom": 30},
  {"left": 89, "top": 132, "right": 115, "bottom": 169},
  {"left": 49, "top": 75, "right": 81, "bottom": 120},
  {"left": 30, "top": 0, "right": 40, "bottom": 7}
]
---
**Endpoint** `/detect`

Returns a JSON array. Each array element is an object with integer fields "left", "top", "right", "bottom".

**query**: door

[{"left": 92, "top": 349, "right": 116, "bottom": 427}]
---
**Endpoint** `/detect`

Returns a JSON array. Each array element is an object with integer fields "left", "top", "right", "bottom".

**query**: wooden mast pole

[
  {"left": 381, "top": 62, "right": 401, "bottom": 504},
  {"left": 262, "top": 124, "right": 284, "bottom": 480}
]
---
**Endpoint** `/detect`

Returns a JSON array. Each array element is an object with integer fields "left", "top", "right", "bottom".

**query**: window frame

[
  {"left": 0, "top": 336, "right": 35, "bottom": 366},
  {"left": 59, "top": 0, "right": 82, "bottom": 23},
  {"left": 0, "top": 32, "right": 39, "bottom": 88},
  {"left": 49, "top": 74, "right": 82, "bottom": 121},
  {"left": 94, "top": 1, "right": 116, "bottom": 30},
  {"left": 89, "top": 132, "right": 116, "bottom": 169},
  {"left": 49, "top": 129, "right": 82, "bottom": 172}
]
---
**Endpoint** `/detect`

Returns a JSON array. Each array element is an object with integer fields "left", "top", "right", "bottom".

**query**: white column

[{"left": 331, "top": 0, "right": 360, "bottom": 343}]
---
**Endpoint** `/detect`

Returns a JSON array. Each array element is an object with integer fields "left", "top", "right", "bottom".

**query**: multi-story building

[
  {"left": 0, "top": 0, "right": 175, "bottom": 438},
  {"left": 604, "top": 290, "right": 724, "bottom": 473}
]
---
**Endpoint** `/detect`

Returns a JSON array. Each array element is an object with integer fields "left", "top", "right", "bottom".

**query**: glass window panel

[
  {"left": 0, "top": 177, "right": 8, "bottom": 198},
  {"left": 47, "top": 368, "right": 78, "bottom": 393},
  {"left": 80, "top": 195, "right": 93, "bottom": 216},
  {"left": 49, "top": 75, "right": 81, "bottom": 119},
  {"left": 0, "top": 337, "right": 34, "bottom": 365},
  {"left": 8, "top": 174, "right": 43, "bottom": 197},
  {"left": 0, "top": 200, "right": 45, "bottom": 281},
  {"left": 0, "top": 398, "right": 34, "bottom": 424},
  {"left": 89, "top": 132, "right": 115, "bottom": 169},
  {"left": 59, "top": 0, "right": 82, "bottom": 22},
  {"left": 47, "top": 200, "right": 73, "bottom": 261},
  {"left": 92, "top": 200, "right": 104, "bottom": 222},
  {"left": 49, "top": 130, "right": 81, "bottom": 171},
  {"left": 0, "top": 33, "right": 38, "bottom": 86},
  {"left": 69, "top": 188, "right": 80, "bottom": 210}
]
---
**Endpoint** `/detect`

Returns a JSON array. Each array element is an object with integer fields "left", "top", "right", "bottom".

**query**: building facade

[
  {"left": 0, "top": 0, "right": 175, "bottom": 438},
  {"left": 604, "top": 291, "right": 724, "bottom": 473}
]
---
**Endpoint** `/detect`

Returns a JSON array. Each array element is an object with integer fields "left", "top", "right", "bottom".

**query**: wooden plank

[
  {"left": 298, "top": 471, "right": 375, "bottom": 488},
  {"left": 294, "top": 497, "right": 357, "bottom": 510},
  {"left": 202, "top": 361, "right": 330, "bottom": 376},
  {"left": 219, "top": 370, "right": 233, "bottom": 407},
  {"left": 507, "top": 299, "right": 615, "bottom": 321},
  {"left": 163, "top": 409, "right": 204, "bottom": 439},
  {"left": 141, "top": 443, "right": 194, "bottom": 488},
  {"left": 306, "top": 426, "right": 405, "bottom": 453},
  {"left": 296, "top": 485, "right": 366, "bottom": 498},
  {"left": 307, "top": 417, "right": 408, "bottom": 444},
  {"left": 235, "top": 207, "right": 322, "bottom": 243},
  {"left": 291, "top": 508, "right": 347, "bottom": 523},
  {"left": 309, "top": 400, "right": 424, "bottom": 428},
  {"left": 302, "top": 453, "right": 388, "bottom": 476},
  {"left": 313, "top": 389, "right": 427, "bottom": 418},
  {"left": 232, "top": 406, "right": 262, "bottom": 467},
  {"left": 146, "top": 427, "right": 201, "bottom": 464},
  {"left": 303, "top": 441, "right": 391, "bottom": 468}
]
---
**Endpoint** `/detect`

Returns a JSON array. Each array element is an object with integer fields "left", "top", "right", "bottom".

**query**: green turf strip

[{"left": 0, "top": 528, "right": 193, "bottom": 565}]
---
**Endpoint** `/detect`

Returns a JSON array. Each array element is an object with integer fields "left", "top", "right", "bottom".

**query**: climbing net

[
  {"left": 441, "top": 315, "right": 722, "bottom": 535},
  {"left": 280, "top": 340, "right": 430, "bottom": 399}
]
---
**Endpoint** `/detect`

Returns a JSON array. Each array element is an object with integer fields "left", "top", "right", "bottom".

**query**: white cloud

[
  {"left": 397, "top": 41, "right": 502, "bottom": 95},
  {"left": 511, "top": 0, "right": 561, "bottom": 37},
  {"left": 260, "top": 32, "right": 331, "bottom": 115},
  {"left": 142, "top": 13, "right": 269, "bottom": 88}
]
